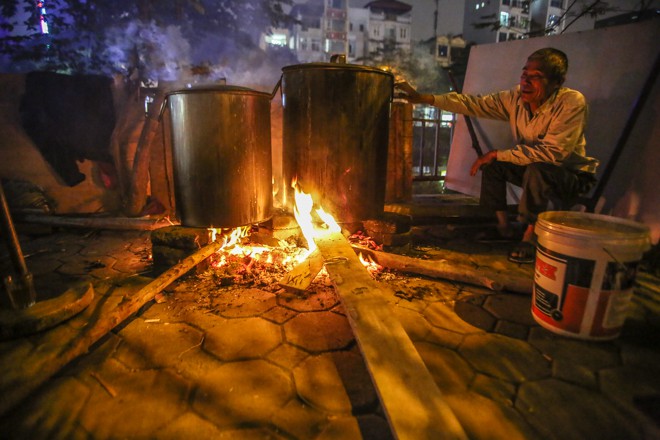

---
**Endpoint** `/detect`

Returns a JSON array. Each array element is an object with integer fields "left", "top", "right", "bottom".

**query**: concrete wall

[{"left": 445, "top": 18, "right": 660, "bottom": 242}]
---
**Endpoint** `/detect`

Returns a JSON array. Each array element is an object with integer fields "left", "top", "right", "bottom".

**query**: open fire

[{"left": 202, "top": 181, "right": 384, "bottom": 292}]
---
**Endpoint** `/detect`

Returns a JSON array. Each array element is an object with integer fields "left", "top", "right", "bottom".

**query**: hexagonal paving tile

[
  {"left": 0, "top": 376, "right": 90, "bottom": 439},
  {"left": 115, "top": 320, "right": 205, "bottom": 369},
  {"left": 192, "top": 359, "right": 294, "bottom": 428},
  {"left": 528, "top": 327, "right": 621, "bottom": 371},
  {"left": 516, "top": 378, "right": 648, "bottom": 440},
  {"left": 459, "top": 333, "right": 551, "bottom": 382},
  {"left": 293, "top": 350, "right": 377, "bottom": 413},
  {"left": 283, "top": 311, "right": 354, "bottom": 353},
  {"left": 203, "top": 317, "right": 282, "bottom": 361},
  {"left": 212, "top": 288, "right": 277, "bottom": 318},
  {"left": 79, "top": 360, "right": 191, "bottom": 439},
  {"left": 483, "top": 293, "right": 537, "bottom": 326},
  {"left": 444, "top": 391, "right": 539, "bottom": 440},
  {"left": 414, "top": 341, "right": 474, "bottom": 394},
  {"left": 425, "top": 301, "right": 487, "bottom": 334}
]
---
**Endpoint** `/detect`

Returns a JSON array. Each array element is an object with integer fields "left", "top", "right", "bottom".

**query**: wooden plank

[
  {"left": 354, "top": 246, "right": 533, "bottom": 294},
  {"left": 315, "top": 232, "right": 467, "bottom": 440},
  {"left": 0, "top": 283, "right": 94, "bottom": 341}
]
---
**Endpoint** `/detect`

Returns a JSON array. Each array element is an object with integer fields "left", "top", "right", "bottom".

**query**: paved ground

[{"left": 0, "top": 219, "right": 659, "bottom": 439}]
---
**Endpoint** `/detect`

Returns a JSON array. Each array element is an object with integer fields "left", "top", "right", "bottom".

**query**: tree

[
  {"left": 360, "top": 44, "right": 452, "bottom": 96},
  {"left": 0, "top": 0, "right": 295, "bottom": 84}
]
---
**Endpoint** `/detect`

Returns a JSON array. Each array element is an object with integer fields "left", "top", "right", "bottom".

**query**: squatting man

[{"left": 396, "top": 47, "right": 599, "bottom": 263}]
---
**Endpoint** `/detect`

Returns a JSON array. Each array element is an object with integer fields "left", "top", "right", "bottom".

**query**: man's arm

[
  {"left": 470, "top": 150, "right": 497, "bottom": 176},
  {"left": 395, "top": 81, "right": 513, "bottom": 121},
  {"left": 433, "top": 91, "right": 512, "bottom": 121}
]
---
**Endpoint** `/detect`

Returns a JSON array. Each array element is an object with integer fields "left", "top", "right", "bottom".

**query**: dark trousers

[{"left": 480, "top": 162, "right": 595, "bottom": 223}]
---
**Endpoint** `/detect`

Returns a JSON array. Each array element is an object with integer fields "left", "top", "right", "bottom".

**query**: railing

[{"left": 412, "top": 105, "right": 454, "bottom": 182}]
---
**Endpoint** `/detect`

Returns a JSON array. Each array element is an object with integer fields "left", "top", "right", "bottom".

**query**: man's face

[{"left": 519, "top": 59, "right": 558, "bottom": 110}]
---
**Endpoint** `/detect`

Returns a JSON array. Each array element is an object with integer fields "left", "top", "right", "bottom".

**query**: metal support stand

[{"left": 0, "top": 181, "right": 36, "bottom": 309}]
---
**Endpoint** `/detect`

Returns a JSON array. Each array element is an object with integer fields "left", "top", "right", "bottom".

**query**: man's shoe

[{"left": 508, "top": 241, "right": 536, "bottom": 264}]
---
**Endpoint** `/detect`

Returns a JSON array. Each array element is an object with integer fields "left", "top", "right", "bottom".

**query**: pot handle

[
  {"left": 330, "top": 54, "right": 346, "bottom": 64},
  {"left": 158, "top": 94, "right": 169, "bottom": 121},
  {"left": 270, "top": 74, "right": 283, "bottom": 101}
]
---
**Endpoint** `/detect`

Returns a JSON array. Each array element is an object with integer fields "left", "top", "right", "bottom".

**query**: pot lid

[
  {"left": 166, "top": 84, "right": 270, "bottom": 98},
  {"left": 282, "top": 62, "right": 393, "bottom": 77}
]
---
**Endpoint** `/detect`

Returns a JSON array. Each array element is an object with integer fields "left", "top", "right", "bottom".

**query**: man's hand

[
  {"left": 394, "top": 81, "right": 434, "bottom": 105},
  {"left": 470, "top": 150, "right": 498, "bottom": 176}
]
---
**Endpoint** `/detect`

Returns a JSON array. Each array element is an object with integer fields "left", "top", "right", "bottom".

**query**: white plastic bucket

[{"left": 532, "top": 211, "right": 651, "bottom": 340}]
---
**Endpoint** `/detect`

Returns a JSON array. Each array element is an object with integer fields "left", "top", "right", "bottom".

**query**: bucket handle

[{"left": 602, "top": 247, "right": 630, "bottom": 273}]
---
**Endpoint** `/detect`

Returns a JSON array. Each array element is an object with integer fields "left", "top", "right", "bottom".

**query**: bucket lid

[
  {"left": 282, "top": 62, "right": 393, "bottom": 78},
  {"left": 537, "top": 211, "right": 651, "bottom": 241},
  {"left": 165, "top": 84, "right": 270, "bottom": 99}
]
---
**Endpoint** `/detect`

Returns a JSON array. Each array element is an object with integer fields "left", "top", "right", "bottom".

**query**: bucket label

[
  {"left": 597, "top": 261, "right": 638, "bottom": 332},
  {"left": 533, "top": 244, "right": 595, "bottom": 333}
]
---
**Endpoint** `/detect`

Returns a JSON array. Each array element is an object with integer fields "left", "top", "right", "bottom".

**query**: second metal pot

[{"left": 165, "top": 85, "right": 273, "bottom": 228}]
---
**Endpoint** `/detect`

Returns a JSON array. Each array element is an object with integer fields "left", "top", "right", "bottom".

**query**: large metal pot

[
  {"left": 165, "top": 85, "right": 272, "bottom": 228},
  {"left": 281, "top": 61, "right": 393, "bottom": 225}
]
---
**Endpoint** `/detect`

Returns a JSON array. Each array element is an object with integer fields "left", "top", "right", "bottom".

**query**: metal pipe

[{"left": 0, "top": 182, "right": 36, "bottom": 309}]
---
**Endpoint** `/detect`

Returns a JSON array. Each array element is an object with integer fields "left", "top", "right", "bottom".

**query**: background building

[
  {"left": 461, "top": 0, "right": 659, "bottom": 45},
  {"left": 264, "top": 0, "right": 413, "bottom": 64},
  {"left": 359, "top": 0, "right": 413, "bottom": 61}
]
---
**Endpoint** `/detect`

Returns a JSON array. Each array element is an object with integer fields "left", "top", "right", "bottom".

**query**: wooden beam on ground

[
  {"left": 314, "top": 232, "right": 467, "bottom": 440},
  {"left": 354, "top": 246, "right": 533, "bottom": 295},
  {"left": 19, "top": 214, "right": 177, "bottom": 231}
]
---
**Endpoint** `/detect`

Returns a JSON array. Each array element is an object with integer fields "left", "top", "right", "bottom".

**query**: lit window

[
  {"left": 500, "top": 11, "right": 509, "bottom": 27},
  {"left": 265, "top": 33, "right": 287, "bottom": 47}
]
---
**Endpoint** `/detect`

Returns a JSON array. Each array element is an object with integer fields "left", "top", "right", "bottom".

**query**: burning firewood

[
  {"left": 278, "top": 248, "right": 325, "bottom": 293},
  {"left": 353, "top": 246, "right": 532, "bottom": 294}
]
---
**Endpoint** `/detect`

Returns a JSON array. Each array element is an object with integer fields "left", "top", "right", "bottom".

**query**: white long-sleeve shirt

[{"left": 433, "top": 86, "right": 599, "bottom": 173}]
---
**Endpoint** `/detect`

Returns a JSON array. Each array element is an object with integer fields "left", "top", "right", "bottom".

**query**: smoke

[
  {"left": 102, "top": 19, "right": 296, "bottom": 91},
  {"left": 103, "top": 21, "right": 192, "bottom": 82}
]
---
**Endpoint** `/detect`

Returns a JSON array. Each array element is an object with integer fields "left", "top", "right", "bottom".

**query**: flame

[
  {"left": 359, "top": 252, "right": 383, "bottom": 277},
  {"left": 208, "top": 225, "right": 250, "bottom": 249},
  {"left": 202, "top": 180, "right": 381, "bottom": 284},
  {"left": 291, "top": 179, "right": 341, "bottom": 254}
]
